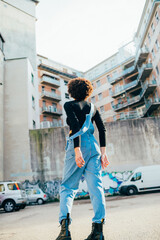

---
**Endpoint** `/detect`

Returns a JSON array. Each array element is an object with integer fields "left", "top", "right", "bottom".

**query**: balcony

[
  {"left": 112, "top": 94, "right": 143, "bottom": 111},
  {"left": 111, "top": 79, "right": 139, "bottom": 98},
  {"left": 135, "top": 47, "right": 149, "bottom": 66},
  {"left": 41, "top": 91, "right": 61, "bottom": 102},
  {"left": 143, "top": 97, "right": 160, "bottom": 117},
  {"left": 112, "top": 110, "right": 144, "bottom": 121},
  {"left": 110, "top": 63, "right": 154, "bottom": 98},
  {"left": 109, "top": 65, "right": 136, "bottom": 84},
  {"left": 40, "top": 121, "right": 62, "bottom": 129},
  {"left": 140, "top": 79, "right": 157, "bottom": 98},
  {"left": 42, "top": 106, "right": 62, "bottom": 116},
  {"left": 40, "top": 75, "right": 60, "bottom": 88},
  {"left": 138, "top": 63, "right": 153, "bottom": 82}
]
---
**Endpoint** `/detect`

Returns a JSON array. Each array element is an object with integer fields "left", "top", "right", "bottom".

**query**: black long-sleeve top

[{"left": 64, "top": 100, "right": 106, "bottom": 148}]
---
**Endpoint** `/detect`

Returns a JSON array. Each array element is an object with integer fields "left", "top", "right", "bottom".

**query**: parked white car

[
  {"left": 119, "top": 165, "right": 160, "bottom": 195},
  {"left": 0, "top": 181, "right": 27, "bottom": 212},
  {"left": 25, "top": 188, "right": 48, "bottom": 205}
]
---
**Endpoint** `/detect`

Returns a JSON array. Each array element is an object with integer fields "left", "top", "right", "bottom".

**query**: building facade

[
  {"left": 87, "top": 0, "right": 160, "bottom": 122},
  {"left": 37, "top": 55, "right": 83, "bottom": 128},
  {"left": 0, "top": 0, "right": 39, "bottom": 181}
]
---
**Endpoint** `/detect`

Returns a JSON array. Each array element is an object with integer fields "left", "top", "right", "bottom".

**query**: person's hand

[
  {"left": 100, "top": 147, "right": 110, "bottom": 169},
  {"left": 74, "top": 147, "right": 85, "bottom": 168}
]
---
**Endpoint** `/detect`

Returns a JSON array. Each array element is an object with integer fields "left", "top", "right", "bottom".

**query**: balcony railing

[
  {"left": 41, "top": 75, "right": 60, "bottom": 87},
  {"left": 111, "top": 79, "right": 138, "bottom": 97},
  {"left": 134, "top": 47, "right": 149, "bottom": 66},
  {"left": 41, "top": 91, "right": 61, "bottom": 101},
  {"left": 40, "top": 121, "right": 62, "bottom": 129},
  {"left": 138, "top": 63, "right": 153, "bottom": 81},
  {"left": 42, "top": 106, "right": 62, "bottom": 115},
  {"left": 143, "top": 97, "right": 160, "bottom": 116},
  {"left": 109, "top": 65, "right": 135, "bottom": 84},
  {"left": 112, "top": 79, "right": 157, "bottom": 111},
  {"left": 140, "top": 79, "right": 157, "bottom": 98},
  {"left": 110, "top": 63, "right": 153, "bottom": 97},
  {"left": 112, "top": 94, "right": 142, "bottom": 111}
]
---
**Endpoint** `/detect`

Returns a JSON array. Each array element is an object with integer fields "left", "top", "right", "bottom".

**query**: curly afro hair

[{"left": 68, "top": 77, "right": 93, "bottom": 101}]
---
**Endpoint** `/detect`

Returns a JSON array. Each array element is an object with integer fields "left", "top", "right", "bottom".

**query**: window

[
  {"left": 0, "top": 184, "right": 5, "bottom": 192},
  {"left": 64, "top": 80, "right": 68, "bottom": 86},
  {"left": 91, "top": 96, "right": 95, "bottom": 103},
  {"left": 106, "top": 75, "right": 110, "bottom": 82},
  {"left": 96, "top": 80, "right": 101, "bottom": 87},
  {"left": 151, "top": 48, "right": 155, "bottom": 58},
  {"left": 98, "top": 93, "right": 102, "bottom": 100},
  {"left": 7, "top": 183, "right": 20, "bottom": 190},
  {"left": 131, "top": 172, "right": 142, "bottom": 181},
  {"left": 31, "top": 73, "right": 34, "bottom": 85},
  {"left": 111, "top": 101, "right": 114, "bottom": 108},
  {"left": 43, "top": 115, "right": 47, "bottom": 121},
  {"left": 33, "top": 120, "right": 36, "bottom": 129},
  {"left": 115, "top": 84, "right": 120, "bottom": 92},
  {"left": 156, "top": 65, "right": 159, "bottom": 75},
  {"left": 155, "top": 12, "right": 159, "bottom": 23},
  {"left": 155, "top": 40, "right": 160, "bottom": 51},
  {"left": 151, "top": 23, "right": 155, "bottom": 33},
  {"left": 33, "top": 189, "right": 41, "bottom": 194},
  {"left": 42, "top": 100, "right": 46, "bottom": 108},
  {"left": 51, "top": 88, "right": 56, "bottom": 94},
  {"left": 148, "top": 33, "right": 151, "bottom": 43},
  {"left": 65, "top": 93, "right": 69, "bottom": 99},
  {"left": 100, "top": 106, "right": 104, "bottom": 113},
  {"left": 42, "top": 86, "right": 45, "bottom": 93},
  {"left": 118, "top": 98, "right": 122, "bottom": 104},
  {"left": 109, "top": 88, "right": 112, "bottom": 96},
  {"left": 32, "top": 96, "right": 35, "bottom": 109},
  {"left": 52, "top": 103, "right": 57, "bottom": 111}
]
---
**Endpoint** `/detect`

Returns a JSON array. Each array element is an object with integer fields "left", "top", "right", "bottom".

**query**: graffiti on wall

[{"left": 22, "top": 170, "right": 132, "bottom": 200}]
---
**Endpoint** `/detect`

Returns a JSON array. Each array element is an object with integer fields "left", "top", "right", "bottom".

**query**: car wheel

[
  {"left": 15, "top": 206, "right": 20, "bottom": 211},
  {"left": 37, "top": 198, "right": 44, "bottom": 205},
  {"left": 4, "top": 200, "right": 15, "bottom": 213},
  {"left": 127, "top": 186, "right": 137, "bottom": 196},
  {"left": 21, "top": 204, "right": 26, "bottom": 209}
]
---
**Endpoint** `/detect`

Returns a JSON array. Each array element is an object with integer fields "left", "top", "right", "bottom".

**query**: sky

[{"left": 36, "top": 0, "right": 146, "bottom": 72}]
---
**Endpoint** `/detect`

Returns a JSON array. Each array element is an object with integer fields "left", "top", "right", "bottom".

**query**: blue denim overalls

[{"left": 59, "top": 103, "right": 106, "bottom": 223}]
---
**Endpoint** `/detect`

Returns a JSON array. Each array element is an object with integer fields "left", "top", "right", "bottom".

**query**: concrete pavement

[{"left": 0, "top": 192, "right": 160, "bottom": 240}]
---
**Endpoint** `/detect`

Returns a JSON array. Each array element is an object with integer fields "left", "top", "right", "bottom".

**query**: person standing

[{"left": 56, "top": 78, "right": 109, "bottom": 240}]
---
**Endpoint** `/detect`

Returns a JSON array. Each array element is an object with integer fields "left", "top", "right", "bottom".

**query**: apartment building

[
  {"left": 0, "top": 0, "right": 39, "bottom": 181},
  {"left": 109, "top": 0, "right": 160, "bottom": 121},
  {"left": 87, "top": 0, "right": 160, "bottom": 122},
  {"left": 37, "top": 55, "right": 83, "bottom": 128},
  {"left": 86, "top": 42, "right": 136, "bottom": 122}
]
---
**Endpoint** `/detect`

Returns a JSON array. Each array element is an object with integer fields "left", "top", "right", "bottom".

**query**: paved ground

[{"left": 0, "top": 192, "right": 160, "bottom": 240}]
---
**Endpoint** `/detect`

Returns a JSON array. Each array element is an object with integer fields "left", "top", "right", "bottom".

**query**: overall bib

[{"left": 59, "top": 103, "right": 106, "bottom": 223}]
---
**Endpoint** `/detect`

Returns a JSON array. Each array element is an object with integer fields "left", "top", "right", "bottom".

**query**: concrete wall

[
  {"left": 28, "top": 117, "right": 160, "bottom": 181},
  {"left": 4, "top": 58, "right": 33, "bottom": 181},
  {"left": 0, "top": 49, "right": 4, "bottom": 180},
  {"left": 19, "top": 117, "right": 160, "bottom": 198}
]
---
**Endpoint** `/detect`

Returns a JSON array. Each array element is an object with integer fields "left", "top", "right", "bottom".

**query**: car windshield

[{"left": 125, "top": 172, "right": 134, "bottom": 181}]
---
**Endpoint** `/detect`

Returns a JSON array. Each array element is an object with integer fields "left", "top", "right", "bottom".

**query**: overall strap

[{"left": 67, "top": 103, "right": 94, "bottom": 141}]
